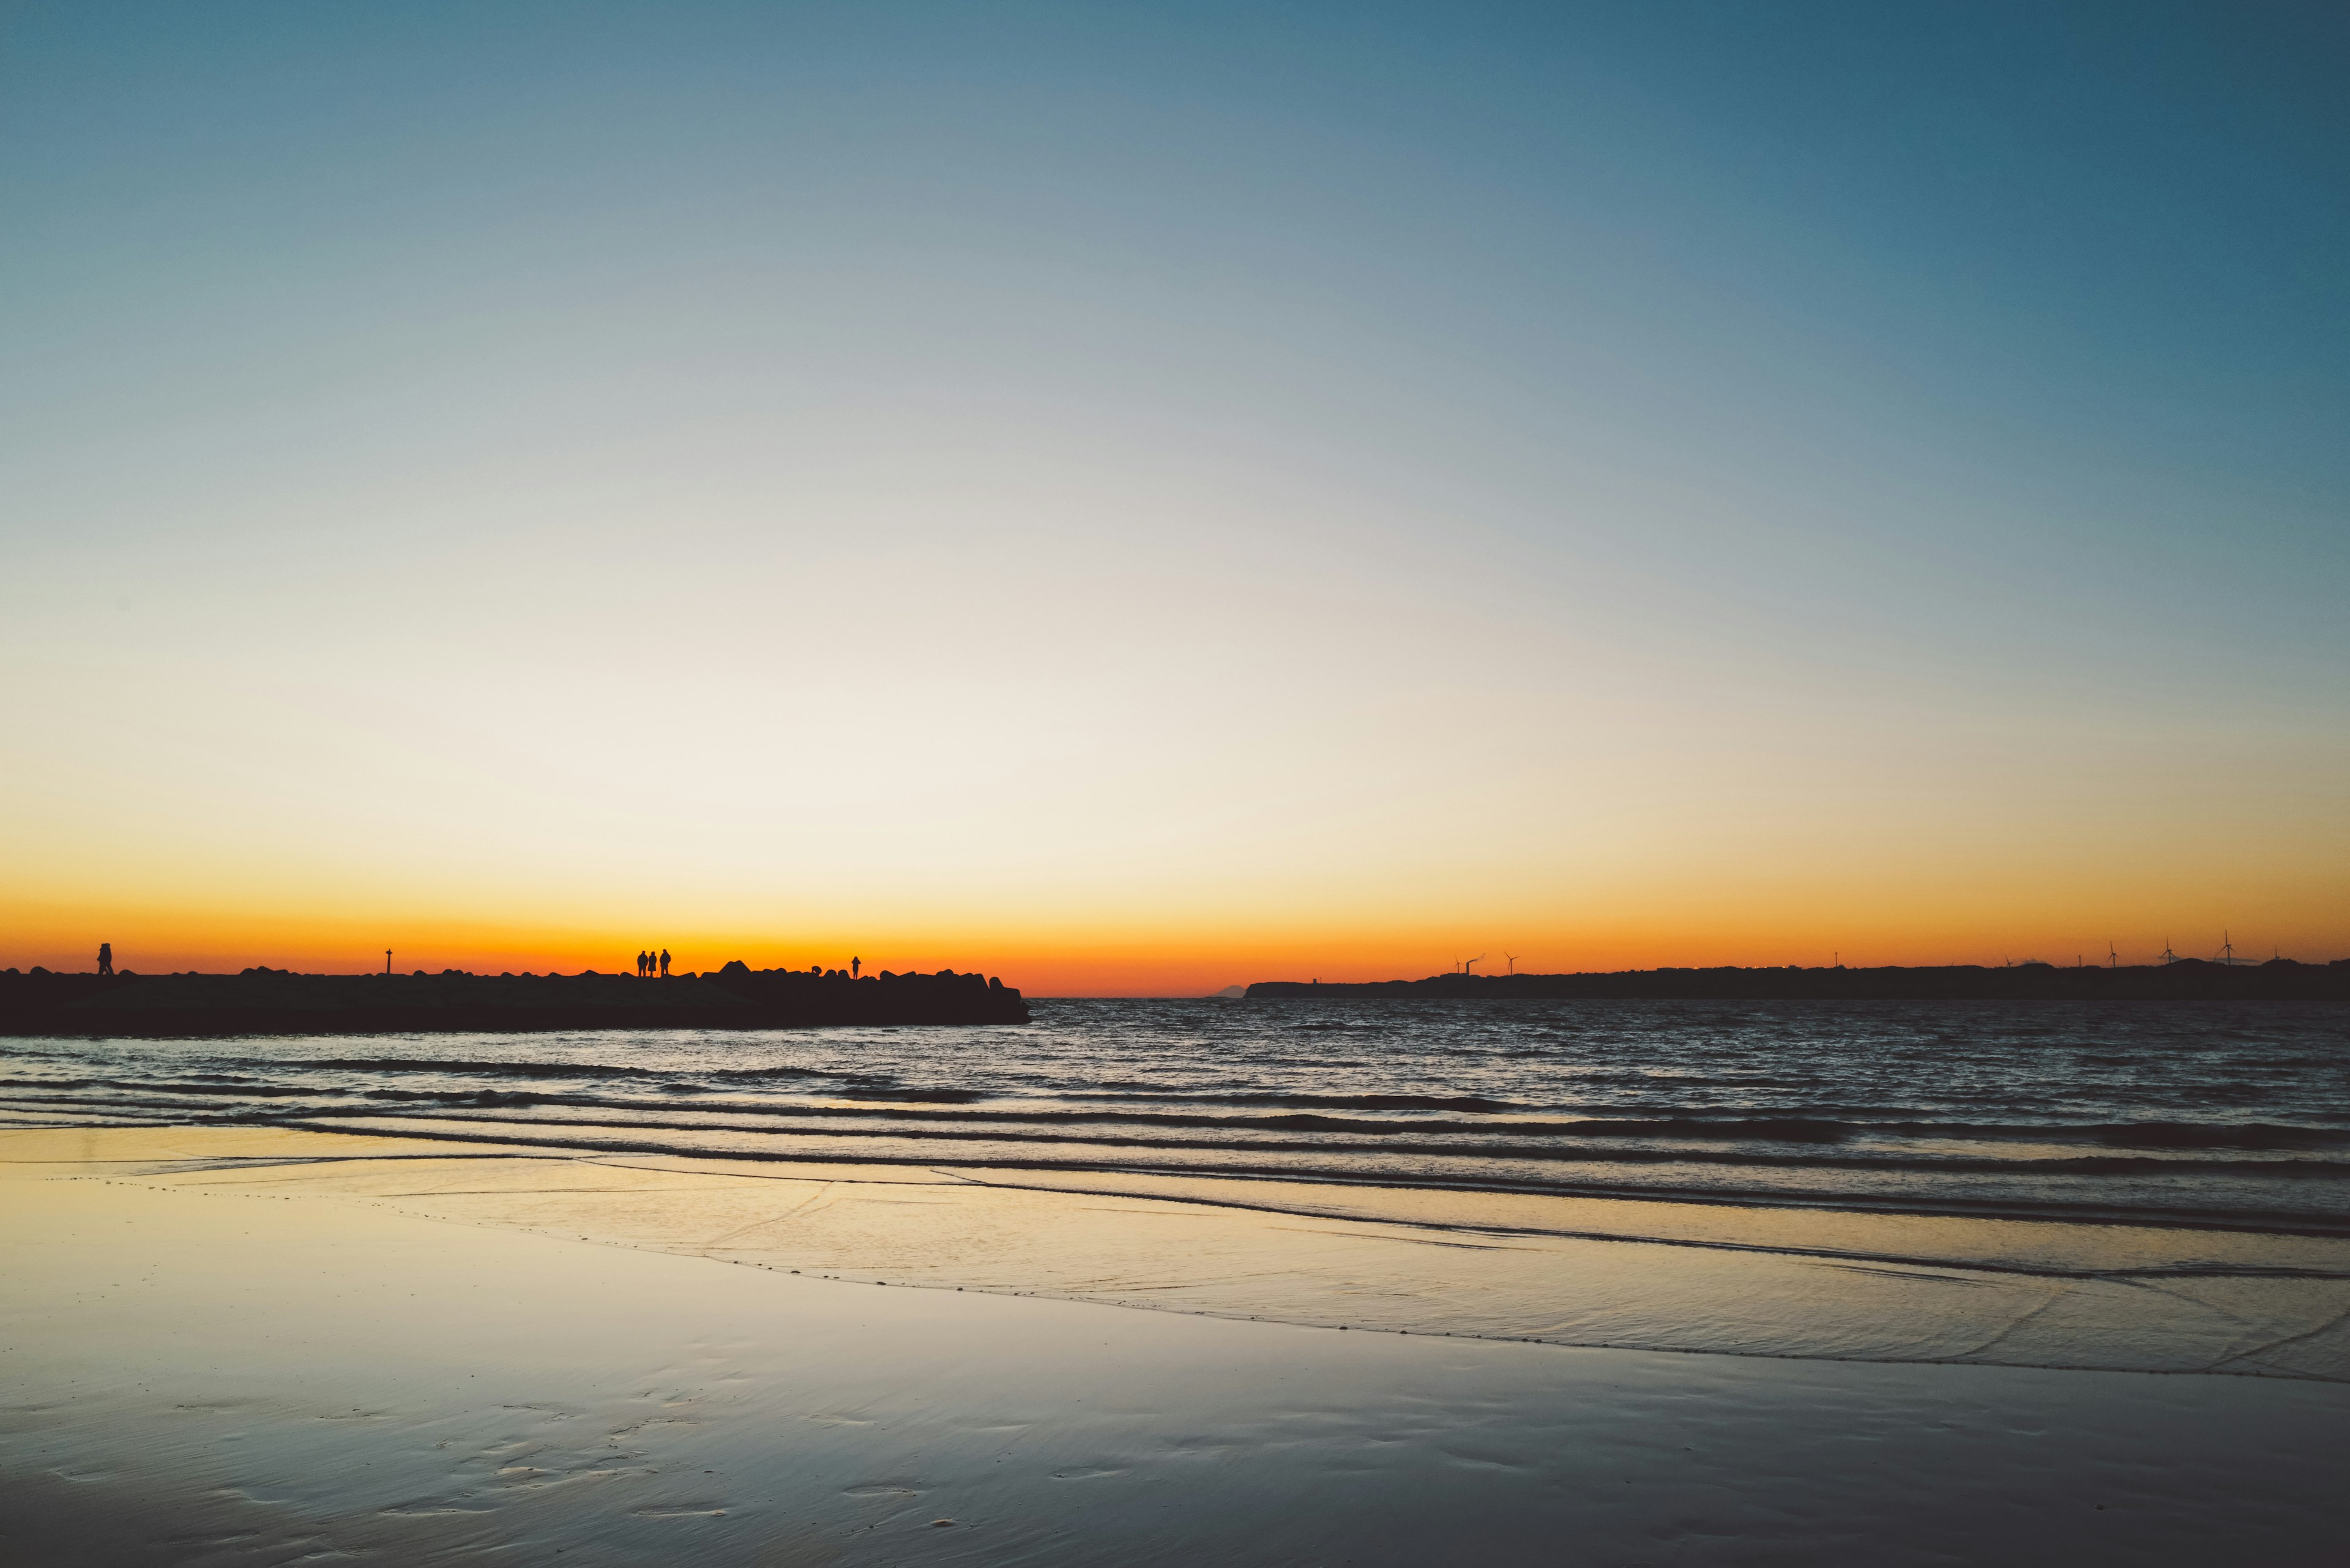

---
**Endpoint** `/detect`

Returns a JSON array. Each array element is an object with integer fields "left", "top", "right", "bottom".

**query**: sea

[{"left": 6, "top": 996, "right": 2346, "bottom": 1236}]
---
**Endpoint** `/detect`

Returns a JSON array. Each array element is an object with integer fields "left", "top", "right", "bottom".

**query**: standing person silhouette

[
  {"left": 851, "top": 956, "right": 860, "bottom": 979},
  {"left": 659, "top": 949, "right": 671, "bottom": 978},
  {"left": 97, "top": 943, "right": 113, "bottom": 977}
]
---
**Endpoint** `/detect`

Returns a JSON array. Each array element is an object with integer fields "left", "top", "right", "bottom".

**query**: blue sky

[{"left": 3, "top": 2, "right": 2344, "bottom": 983}]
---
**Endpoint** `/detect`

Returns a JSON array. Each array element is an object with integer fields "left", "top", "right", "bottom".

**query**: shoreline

[
  {"left": 7, "top": 1126, "right": 2349, "bottom": 1565},
  {"left": 212, "top": 1111, "right": 2350, "bottom": 1240},
  {"left": 12, "top": 1126, "right": 2345, "bottom": 1381},
  {"left": 12, "top": 999, "right": 2338, "bottom": 1243}
]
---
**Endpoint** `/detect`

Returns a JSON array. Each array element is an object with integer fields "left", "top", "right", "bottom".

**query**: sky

[{"left": 2, "top": 2, "right": 2344, "bottom": 993}]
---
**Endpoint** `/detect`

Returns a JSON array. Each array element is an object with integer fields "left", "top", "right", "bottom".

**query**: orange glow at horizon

[{"left": 7, "top": 890, "right": 2341, "bottom": 997}]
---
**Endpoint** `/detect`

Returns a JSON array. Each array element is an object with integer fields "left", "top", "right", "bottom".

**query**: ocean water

[{"left": 4, "top": 997, "right": 2346, "bottom": 1234}]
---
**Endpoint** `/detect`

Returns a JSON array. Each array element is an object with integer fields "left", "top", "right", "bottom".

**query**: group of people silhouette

[{"left": 628, "top": 951, "right": 869, "bottom": 979}]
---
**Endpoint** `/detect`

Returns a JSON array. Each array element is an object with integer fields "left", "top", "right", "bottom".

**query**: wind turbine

[
  {"left": 2219, "top": 931, "right": 2237, "bottom": 966},
  {"left": 2160, "top": 937, "right": 2177, "bottom": 966},
  {"left": 1502, "top": 952, "right": 1520, "bottom": 976}
]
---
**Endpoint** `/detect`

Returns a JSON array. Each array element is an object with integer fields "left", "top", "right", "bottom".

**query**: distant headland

[
  {"left": 0, "top": 962, "right": 1028, "bottom": 1037},
  {"left": 1245, "top": 960, "right": 2350, "bottom": 1003}
]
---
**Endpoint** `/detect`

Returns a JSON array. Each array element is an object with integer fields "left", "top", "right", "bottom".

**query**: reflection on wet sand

[
  {"left": 32, "top": 1126, "right": 2350, "bottom": 1379},
  {"left": 6, "top": 1126, "right": 2348, "bottom": 1567}
]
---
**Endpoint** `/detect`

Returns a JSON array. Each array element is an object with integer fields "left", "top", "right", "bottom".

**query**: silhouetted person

[
  {"left": 97, "top": 943, "right": 113, "bottom": 978},
  {"left": 851, "top": 956, "right": 860, "bottom": 978},
  {"left": 659, "top": 949, "right": 671, "bottom": 978}
]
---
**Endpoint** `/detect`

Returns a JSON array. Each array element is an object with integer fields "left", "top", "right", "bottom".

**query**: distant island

[
  {"left": 0, "top": 962, "right": 1028, "bottom": 1037},
  {"left": 1246, "top": 960, "right": 2350, "bottom": 1002}
]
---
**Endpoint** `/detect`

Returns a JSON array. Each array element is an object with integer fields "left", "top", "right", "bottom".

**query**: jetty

[{"left": 0, "top": 962, "right": 1029, "bottom": 1037}]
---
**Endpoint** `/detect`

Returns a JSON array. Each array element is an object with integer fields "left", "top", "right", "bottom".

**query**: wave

[
  {"left": 1066, "top": 1089, "right": 1520, "bottom": 1113},
  {"left": 261, "top": 1116, "right": 2350, "bottom": 1238},
  {"left": 705, "top": 1064, "right": 843, "bottom": 1081},
  {"left": 302, "top": 1056, "right": 693, "bottom": 1080},
  {"left": 838, "top": 1086, "right": 988, "bottom": 1104},
  {"left": 261, "top": 1103, "right": 2350, "bottom": 1178},
  {"left": 116, "top": 1079, "right": 337, "bottom": 1100},
  {"left": 13, "top": 994, "right": 2348, "bottom": 1239},
  {"left": 2085, "top": 1121, "right": 2350, "bottom": 1150},
  {"left": 23, "top": 1078, "right": 2350, "bottom": 1155},
  {"left": 283, "top": 1056, "right": 843, "bottom": 1084}
]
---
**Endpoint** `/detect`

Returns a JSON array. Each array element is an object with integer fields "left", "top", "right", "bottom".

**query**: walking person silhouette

[{"left": 97, "top": 942, "right": 113, "bottom": 977}]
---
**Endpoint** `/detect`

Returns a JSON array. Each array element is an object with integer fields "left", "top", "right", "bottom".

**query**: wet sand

[
  {"left": 43, "top": 1123, "right": 2350, "bottom": 1377},
  {"left": 5, "top": 1127, "right": 2346, "bottom": 1565}
]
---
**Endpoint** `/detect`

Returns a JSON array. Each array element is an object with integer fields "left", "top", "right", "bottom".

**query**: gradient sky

[{"left": 4, "top": 2, "right": 2344, "bottom": 993}]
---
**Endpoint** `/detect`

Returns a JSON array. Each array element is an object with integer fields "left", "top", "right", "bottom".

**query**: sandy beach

[{"left": 6, "top": 1126, "right": 2345, "bottom": 1566}]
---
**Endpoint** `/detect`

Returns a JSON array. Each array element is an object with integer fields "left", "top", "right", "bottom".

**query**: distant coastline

[
  {"left": 0, "top": 963, "right": 1028, "bottom": 1037},
  {"left": 1246, "top": 960, "right": 2350, "bottom": 1002}
]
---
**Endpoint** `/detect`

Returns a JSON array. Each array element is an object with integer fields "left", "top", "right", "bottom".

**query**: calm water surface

[{"left": 6, "top": 998, "right": 2346, "bottom": 1233}]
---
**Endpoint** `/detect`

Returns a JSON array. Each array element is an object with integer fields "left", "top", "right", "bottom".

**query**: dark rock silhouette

[
  {"left": 1246, "top": 963, "right": 2350, "bottom": 1002},
  {"left": 0, "top": 963, "right": 1028, "bottom": 1037}
]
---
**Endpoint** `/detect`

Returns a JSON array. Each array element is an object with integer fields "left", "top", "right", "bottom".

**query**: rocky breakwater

[{"left": 0, "top": 962, "right": 1029, "bottom": 1037}]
